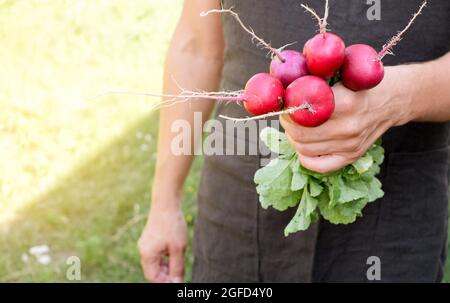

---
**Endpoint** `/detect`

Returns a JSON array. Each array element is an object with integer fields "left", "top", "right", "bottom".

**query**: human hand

[
  {"left": 280, "top": 66, "right": 414, "bottom": 173},
  {"left": 138, "top": 195, "right": 187, "bottom": 283}
]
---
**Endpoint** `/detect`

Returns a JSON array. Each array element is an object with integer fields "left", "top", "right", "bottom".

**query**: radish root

[
  {"left": 89, "top": 92, "right": 194, "bottom": 113},
  {"left": 90, "top": 74, "right": 246, "bottom": 114},
  {"left": 93, "top": 90, "right": 243, "bottom": 101},
  {"left": 171, "top": 77, "right": 244, "bottom": 98},
  {"left": 378, "top": 1, "right": 427, "bottom": 60},
  {"left": 322, "top": 0, "right": 330, "bottom": 35},
  {"left": 301, "top": 0, "right": 329, "bottom": 35},
  {"left": 90, "top": 87, "right": 245, "bottom": 114},
  {"left": 92, "top": 76, "right": 243, "bottom": 103},
  {"left": 219, "top": 103, "right": 315, "bottom": 122},
  {"left": 277, "top": 41, "right": 298, "bottom": 53},
  {"left": 201, "top": 8, "right": 287, "bottom": 63}
]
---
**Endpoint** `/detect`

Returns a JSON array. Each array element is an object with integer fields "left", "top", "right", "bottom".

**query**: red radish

[
  {"left": 270, "top": 50, "right": 309, "bottom": 87},
  {"left": 285, "top": 76, "right": 335, "bottom": 127},
  {"left": 242, "top": 73, "right": 285, "bottom": 116},
  {"left": 98, "top": 73, "right": 284, "bottom": 117},
  {"left": 301, "top": 1, "right": 345, "bottom": 79},
  {"left": 341, "top": 1, "right": 427, "bottom": 91},
  {"left": 303, "top": 33, "right": 345, "bottom": 79},
  {"left": 341, "top": 44, "right": 384, "bottom": 91}
]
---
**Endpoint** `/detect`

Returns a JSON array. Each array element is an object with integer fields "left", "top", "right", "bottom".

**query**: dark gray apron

[{"left": 192, "top": 0, "right": 450, "bottom": 283}]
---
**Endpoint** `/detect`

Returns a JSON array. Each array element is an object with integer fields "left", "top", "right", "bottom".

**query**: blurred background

[
  {"left": 0, "top": 0, "right": 448, "bottom": 282},
  {"left": 0, "top": 0, "right": 203, "bottom": 282}
]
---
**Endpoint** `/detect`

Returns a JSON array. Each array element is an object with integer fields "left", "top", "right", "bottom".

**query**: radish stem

[
  {"left": 378, "top": 1, "right": 427, "bottom": 60},
  {"left": 93, "top": 91, "right": 244, "bottom": 102},
  {"left": 201, "top": 8, "right": 286, "bottom": 63},
  {"left": 322, "top": 0, "right": 329, "bottom": 36},
  {"left": 220, "top": 103, "right": 314, "bottom": 122},
  {"left": 301, "top": 0, "right": 329, "bottom": 35}
]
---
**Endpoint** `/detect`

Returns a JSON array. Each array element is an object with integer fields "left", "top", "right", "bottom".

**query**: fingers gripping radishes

[
  {"left": 341, "top": 44, "right": 384, "bottom": 91},
  {"left": 270, "top": 50, "right": 309, "bottom": 87},
  {"left": 243, "top": 73, "right": 285, "bottom": 116},
  {"left": 285, "top": 76, "right": 335, "bottom": 127},
  {"left": 303, "top": 33, "right": 345, "bottom": 79}
]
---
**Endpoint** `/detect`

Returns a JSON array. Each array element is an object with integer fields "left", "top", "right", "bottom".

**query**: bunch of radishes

[
  {"left": 101, "top": 1, "right": 426, "bottom": 129},
  {"left": 200, "top": 0, "right": 427, "bottom": 128}
]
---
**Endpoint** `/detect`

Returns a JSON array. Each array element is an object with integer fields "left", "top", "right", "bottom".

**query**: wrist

[
  {"left": 151, "top": 191, "right": 182, "bottom": 210},
  {"left": 151, "top": 179, "right": 183, "bottom": 211},
  {"left": 382, "top": 65, "right": 419, "bottom": 126}
]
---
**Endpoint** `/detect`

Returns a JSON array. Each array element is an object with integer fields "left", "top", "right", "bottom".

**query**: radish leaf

[{"left": 255, "top": 127, "right": 385, "bottom": 235}]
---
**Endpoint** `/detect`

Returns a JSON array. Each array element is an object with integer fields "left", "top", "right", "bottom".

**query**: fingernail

[{"left": 172, "top": 277, "right": 183, "bottom": 283}]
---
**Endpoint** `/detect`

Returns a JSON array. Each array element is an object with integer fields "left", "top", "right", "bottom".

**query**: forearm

[
  {"left": 394, "top": 52, "right": 450, "bottom": 124},
  {"left": 153, "top": 55, "right": 220, "bottom": 207},
  {"left": 152, "top": 10, "right": 223, "bottom": 210},
  {"left": 281, "top": 52, "right": 450, "bottom": 173}
]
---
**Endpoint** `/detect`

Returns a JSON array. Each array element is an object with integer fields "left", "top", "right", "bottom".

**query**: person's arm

[
  {"left": 407, "top": 52, "right": 450, "bottom": 122},
  {"left": 138, "top": 0, "right": 223, "bottom": 283},
  {"left": 281, "top": 52, "right": 450, "bottom": 173}
]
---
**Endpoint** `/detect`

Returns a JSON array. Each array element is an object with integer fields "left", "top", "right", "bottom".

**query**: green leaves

[
  {"left": 367, "top": 178, "right": 384, "bottom": 202},
  {"left": 284, "top": 185, "right": 318, "bottom": 236},
  {"left": 255, "top": 127, "right": 385, "bottom": 236},
  {"left": 319, "top": 195, "right": 369, "bottom": 224},
  {"left": 291, "top": 157, "right": 308, "bottom": 191},
  {"left": 260, "top": 127, "right": 295, "bottom": 158},
  {"left": 255, "top": 158, "right": 301, "bottom": 211},
  {"left": 309, "top": 178, "right": 323, "bottom": 197},
  {"left": 338, "top": 178, "right": 368, "bottom": 203},
  {"left": 352, "top": 154, "right": 373, "bottom": 174}
]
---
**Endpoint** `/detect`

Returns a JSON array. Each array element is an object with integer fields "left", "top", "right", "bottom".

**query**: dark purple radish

[
  {"left": 341, "top": 1, "right": 427, "bottom": 91},
  {"left": 270, "top": 50, "right": 309, "bottom": 87},
  {"left": 285, "top": 76, "right": 335, "bottom": 127}
]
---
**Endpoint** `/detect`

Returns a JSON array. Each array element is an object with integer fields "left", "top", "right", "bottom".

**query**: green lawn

[
  {"left": 0, "top": 0, "right": 448, "bottom": 283},
  {"left": 0, "top": 111, "right": 202, "bottom": 282},
  {"left": 0, "top": 0, "right": 193, "bottom": 282}
]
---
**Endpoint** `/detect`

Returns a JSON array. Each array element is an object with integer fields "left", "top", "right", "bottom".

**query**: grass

[
  {"left": 0, "top": 111, "right": 202, "bottom": 282},
  {"left": 0, "top": 0, "right": 193, "bottom": 282},
  {"left": 0, "top": 0, "right": 448, "bottom": 283}
]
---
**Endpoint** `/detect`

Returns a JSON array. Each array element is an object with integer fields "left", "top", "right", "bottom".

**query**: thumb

[{"left": 169, "top": 245, "right": 185, "bottom": 283}]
